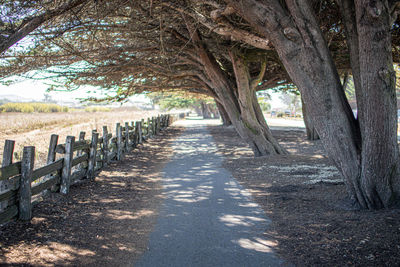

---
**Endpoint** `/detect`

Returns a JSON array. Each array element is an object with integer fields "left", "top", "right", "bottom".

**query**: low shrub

[{"left": 0, "top": 102, "right": 69, "bottom": 113}]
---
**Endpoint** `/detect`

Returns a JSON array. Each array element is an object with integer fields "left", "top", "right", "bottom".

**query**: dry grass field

[{"left": 0, "top": 108, "right": 160, "bottom": 167}]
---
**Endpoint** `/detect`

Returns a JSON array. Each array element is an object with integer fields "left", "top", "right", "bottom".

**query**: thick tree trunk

[
  {"left": 229, "top": 50, "right": 288, "bottom": 155},
  {"left": 200, "top": 101, "right": 212, "bottom": 119},
  {"left": 226, "top": 0, "right": 400, "bottom": 208},
  {"left": 354, "top": 0, "right": 400, "bottom": 208},
  {"left": 301, "top": 97, "right": 319, "bottom": 140},
  {"left": 216, "top": 100, "right": 232, "bottom": 126},
  {"left": 208, "top": 103, "right": 220, "bottom": 119},
  {"left": 185, "top": 21, "right": 287, "bottom": 156},
  {"left": 193, "top": 105, "right": 202, "bottom": 116}
]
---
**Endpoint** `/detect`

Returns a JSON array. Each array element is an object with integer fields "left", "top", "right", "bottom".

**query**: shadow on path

[{"left": 136, "top": 120, "right": 284, "bottom": 267}]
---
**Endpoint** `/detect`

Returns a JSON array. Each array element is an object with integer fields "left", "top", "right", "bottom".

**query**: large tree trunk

[
  {"left": 185, "top": 21, "right": 287, "bottom": 156},
  {"left": 229, "top": 49, "right": 288, "bottom": 155},
  {"left": 301, "top": 97, "right": 319, "bottom": 140},
  {"left": 226, "top": 0, "right": 400, "bottom": 209},
  {"left": 216, "top": 100, "right": 232, "bottom": 126},
  {"left": 200, "top": 101, "right": 212, "bottom": 119},
  {"left": 208, "top": 102, "right": 220, "bottom": 119},
  {"left": 354, "top": 0, "right": 400, "bottom": 208}
]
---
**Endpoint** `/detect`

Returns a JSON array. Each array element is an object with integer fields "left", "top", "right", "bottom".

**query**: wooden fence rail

[{"left": 0, "top": 113, "right": 181, "bottom": 224}]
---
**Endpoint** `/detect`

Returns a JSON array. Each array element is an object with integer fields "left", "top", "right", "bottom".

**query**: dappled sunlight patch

[
  {"left": 106, "top": 209, "right": 155, "bottom": 220},
  {"left": 3, "top": 242, "right": 96, "bottom": 266},
  {"left": 166, "top": 185, "right": 212, "bottom": 203},
  {"left": 99, "top": 198, "right": 124, "bottom": 204},
  {"left": 219, "top": 214, "right": 267, "bottom": 227},
  {"left": 235, "top": 237, "right": 277, "bottom": 253},
  {"left": 238, "top": 202, "right": 259, "bottom": 208},
  {"left": 269, "top": 164, "right": 342, "bottom": 184}
]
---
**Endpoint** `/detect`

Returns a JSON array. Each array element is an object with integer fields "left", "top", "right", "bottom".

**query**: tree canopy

[{"left": 2, "top": 0, "right": 400, "bottom": 210}]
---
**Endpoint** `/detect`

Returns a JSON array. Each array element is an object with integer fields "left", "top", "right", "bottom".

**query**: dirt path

[
  {"left": 209, "top": 124, "right": 400, "bottom": 267},
  {"left": 0, "top": 127, "right": 182, "bottom": 266},
  {"left": 2, "top": 118, "right": 400, "bottom": 266},
  {"left": 136, "top": 119, "right": 285, "bottom": 267}
]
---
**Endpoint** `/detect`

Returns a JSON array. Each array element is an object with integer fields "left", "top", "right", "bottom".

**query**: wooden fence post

[
  {"left": 102, "top": 126, "right": 109, "bottom": 167},
  {"left": 60, "top": 136, "right": 74, "bottom": 194},
  {"left": 156, "top": 116, "right": 161, "bottom": 134},
  {"left": 1, "top": 140, "right": 15, "bottom": 211},
  {"left": 152, "top": 117, "right": 156, "bottom": 136},
  {"left": 140, "top": 119, "right": 145, "bottom": 138},
  {"left": 76, "top": 132, "right": 86, "bottom": 171},
  {"left": 19, "top": 146, "right": 35, "bottom": 221},
  {"left": 147, "top": 118, "right": 151, "bottom": 137},
  {"left": 125, "top": 122, "right": 130, "bottom": 152},
  {"left": 46, "top": 135, "right": 59, "bottom": 167},
  {"left": 137, "top": 121, "right": 143, "bottom": 144},
  {"left": 2, "top": 140, "right": 14, "bottom": 167},
  {"left": 132, "top": 121, "right": 138, "bottom": 147},
  {"left": 46, "top": 135, "right": 59, "bottom": 192},
  {"left": 87, "top": 132, "right": 99, "bottom": 180},
  {"left": 116, "top": 123, "right": 122, "bottom": 160}
]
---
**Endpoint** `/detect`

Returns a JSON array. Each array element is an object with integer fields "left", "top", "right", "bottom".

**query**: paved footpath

[{"left": 135, "top": 120, "right": 284, "bottom": 267}]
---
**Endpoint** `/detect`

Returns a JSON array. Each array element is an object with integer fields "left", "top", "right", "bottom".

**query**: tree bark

[
  {"left": 226, "top": 0, "right": 400, "bottom": 209},
  {"left": 216, "top": 100, "right": 232, "bottom": 125},
  {"left": 301, "top": 97, "right": 319, "bottom": 140},
  {"left": 185, "top": 18, "right": 287, "bottom": 156},
  {"left": 354, "top": 0, "right": 400, "bottom": 208},
  {"left": 229, "top": 49, "right": 288, "bottom": 155},
  {"left": 200, "top": 101, "right": 212, "bottom": 118}
]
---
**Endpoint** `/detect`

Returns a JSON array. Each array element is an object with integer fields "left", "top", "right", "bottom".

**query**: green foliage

[
  {"left": 147, "top": 92, "right": 212, "bottom": 111},
  {"left": 257, "top": 96, "right": 271, "bottom": 112},
  {"left": 0, "top": 102, "right": 68, "bottom": 113}
]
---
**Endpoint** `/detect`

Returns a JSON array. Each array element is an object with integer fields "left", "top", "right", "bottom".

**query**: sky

[
  {"left": 0, "top": 77, "right": 286, "bottom": 108},
  {"left": 0, "top": 79, "right": 150, "bottom": 104}
]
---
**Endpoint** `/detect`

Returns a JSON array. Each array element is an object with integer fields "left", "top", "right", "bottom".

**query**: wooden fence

[{"left": 0, "top": 113, "right": 181, "bottom": 224}]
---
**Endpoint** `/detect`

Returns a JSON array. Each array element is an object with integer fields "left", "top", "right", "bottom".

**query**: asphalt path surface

[{"left": 135, "top": 119, "right": 284, "bottom": 267}]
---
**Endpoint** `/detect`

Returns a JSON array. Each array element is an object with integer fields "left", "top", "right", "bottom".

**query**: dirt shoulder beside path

[
  {"left": 209, "top": 125, "right": 400, "bottom": 266},
  {"left": 0, "top": 127, "right": 183, "bottom": 266}
]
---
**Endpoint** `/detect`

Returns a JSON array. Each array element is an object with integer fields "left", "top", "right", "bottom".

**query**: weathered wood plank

[
  {"left": 0, "top": 205, "right": 18, "bottom": 224},
  {"left": 31, "top": 176, "right": 60, "bottom": 196},
  {"left": 19, "top": 146, "right": 35, "bottom": 221},
  {"left": 76, "top": 132, "right": 86, "bottom": 156},
  {"left": 32, "top": 158, "right": 63, "bottom": 182},
  {"left": 108, "top": 151, "right": 116, "bottom": 161},
  {"left": 60, "top": 136, "right": 74, "bottom": 195},
  {"left": 46, "top": 135, "right": 58, "bottom": 165},
  {"left": 2, "top": 140, "right": 14, "bottom": 167},
  {"left": 147, "top": 118, "right": 151, "bottom": 137},
  {"left": 74, "top": 142, "right": 90, "bottom": 151},
  {"left": 45, "top": 134, "right": 59, "bottom": 185},
  {"left": 137, "top": 121, "right": 143, "bottom": 144},
  {"left": 117, "top": 123, "right": 122, "bottom": 161},
  {"left": 56, "top": 140, "right": 89, "bottom": 154},
  {"left": 71, "top": 169, "right": 86, "bottom": 183},
  {"left": 0, "top": 162, "right": 21, "bottom": 181},
  {"left": 1, "top": 140, "right": 15, "bottom": 210},
  {"left": 125, "top": 122, "right": 130, "bottom": 152},
  {"left": 87, "top": 132, "right": 99, "bottom": 180},
  {"left": 0, "top": 189, "right": 16, "bottom": 202},
  {"left": 102, "top": 126, "right": 109, "bottom": 166},
  {"left": 72, "top": 154, "right": 88, "bottom": 167}
]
